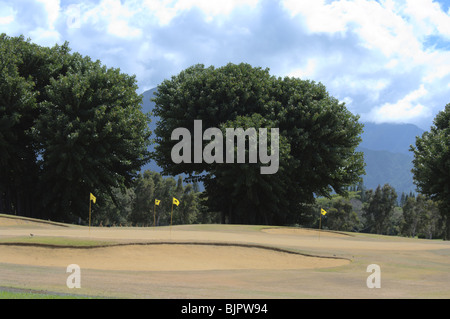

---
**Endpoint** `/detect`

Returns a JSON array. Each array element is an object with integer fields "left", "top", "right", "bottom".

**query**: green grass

[
  {"left": 0, "top": 236, "right": 116, "bottom": 247},
  {"left": 0, "top": 290, "right": 93, "bottom": 299}
]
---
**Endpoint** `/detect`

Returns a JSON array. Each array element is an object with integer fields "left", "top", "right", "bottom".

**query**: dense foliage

[
  {"left": 0, "top": 34, "right": 151, "bottom": 222},
  {"left": 302, "top": 184, "right": 445, "bottom": 239},
  {"left": 411, "top": 104, "right": 450, "bottom": 239},
  {"left": 92, "top": 170, "right": 213, "bottom": 227},
  {"left": 153, "top": 63, "right": 365, "bottom": 224}
]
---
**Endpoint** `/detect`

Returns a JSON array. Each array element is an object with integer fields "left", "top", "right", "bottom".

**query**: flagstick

[
  {"left": 319, "top": 211, "right": 321, "bottom": 241},
  {"left": 153, "top": 204, "right": 156, "bottom": 227},
  {"left": 89, "top": 198, "right": 91, "bottom": 236},
  {"left": 170, "top": 203, "right": 173, "bottom": 239}
]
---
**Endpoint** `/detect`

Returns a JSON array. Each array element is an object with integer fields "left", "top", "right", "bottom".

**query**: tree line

[
  {"left": 89, "top": 176, "right": 446, "bottom": 240},
  {"left": 1, "top": 34, "right": 449, "bottom": 239},
  {"left": 306, "top": 183, "right": 445, "bottom": 239},
  {"left": 91, "top": 170, "right": 218, "bottom": 227}
]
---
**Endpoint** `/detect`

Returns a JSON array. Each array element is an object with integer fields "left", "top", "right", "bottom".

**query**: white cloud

[
  {"left": 329, "top": 75, "right": 391, "bottom": 103},
  {"left": 282, "top": 0, "right": 423, "bottom": 59},
  {"left": 2, "top": 0, "right": 449, "bottom": 129},
  {"left": 107, "top": 18, "right": 142, "bottom": 38},
  {"left": 0, "top": 3, "right": 16, "bottom": 33},
  {"left": 367, "top": 85, "right": 431, "bottom": 123},
  {"left": 28, "top": 27, "right": 61, "bottom": 46},
  {"left": 36, "top": 0, "right": 60, "bottom": 29},
  {"left": 422, "top": 50, "right": 450, "bottom": 82},
  {"left": 280, "top": 0, "right": 450, "bottom": 128},
  {"left": 81, "top": 0, "right": 143, "bottom": 38},
  {"left": 30, "top": 0, "right": 61, "bottom": 44},
  {"left": 342, "top": 96, "right": 353, "bottom": 105},
  {"left": 404, "top": 0, "right": 450, "bottom": 38},
  {"left": 384, "top": 59, "right": 399, "bottom": 69},
  {"left": 340, "top": 96, "right": 355, "bottom": 113},
  {"left": 0, "top": 2, "right": 15, "bottom": 25},
  {"left": 0, "top": 15, "right": 13, "bottom": 25},
  {"left": 287, "top": 58, "right": 317, "bottom": 79},
  {"left": 281, "top": 0, "right": 348, "bottom": 34},
  {"left": 143, "top": 0, "right": 259, "bottom": 25},
  {"left": 180, "top": 0, "right": 259, "bottom": 20}
]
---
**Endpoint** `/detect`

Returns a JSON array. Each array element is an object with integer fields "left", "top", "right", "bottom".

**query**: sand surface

[
  {"left": 0, "top": 244, "right": 349, "bottom": 271},
  {"left": 1, "top": 215, "right": 449, "bottom": 298},
  {"left": 0, "top": 216, "right": 349, "bottom": 271}
]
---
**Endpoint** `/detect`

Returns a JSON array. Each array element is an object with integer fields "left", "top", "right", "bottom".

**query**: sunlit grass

[{"left": 0, "top": 236, "right": 115, "bottom": 247}]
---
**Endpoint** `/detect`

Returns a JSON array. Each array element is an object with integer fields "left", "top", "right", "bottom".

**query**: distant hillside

[
  {"left": 359, "top": 122, "right": 424, "bottom": 155},
  {"left": 140, "top": 88, "right": 160, "bottom": 173},
  {"left": 138, "top": 88, "right": 424, "bottom": 195},
  {"left": 141, "top": 87, "right": 158, "bottom": 133},
  {"left": 357, "top": 146, "right": 416, "bottom": 194},
  {"left": 358, "top": 122, "right": 424, "bottom": 194}
]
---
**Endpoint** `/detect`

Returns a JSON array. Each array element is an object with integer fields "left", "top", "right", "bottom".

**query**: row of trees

[
  {"left": 91, "top": 170, "right": 217, "bottom": 227},
  {"left": 1, "top": 34, "right": 448, "bottom": 239},
  {"left": 306, "top": 183, "right": 445, "bottom": 239},
  {"left": 152, "top": 62, "right": 449, "bottom": 238},
  {"left": 88, "top": 176, "right": 445, "bottom": 240}
]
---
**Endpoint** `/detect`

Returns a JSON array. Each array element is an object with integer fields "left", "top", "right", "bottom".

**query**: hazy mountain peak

[{"left": 360, "top": 122, "right": 424, "bottom": 155}]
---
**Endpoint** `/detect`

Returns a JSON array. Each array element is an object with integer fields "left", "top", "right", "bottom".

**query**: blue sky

[{"left": 1, "top": 0, "right": 449, "bottom": 130}]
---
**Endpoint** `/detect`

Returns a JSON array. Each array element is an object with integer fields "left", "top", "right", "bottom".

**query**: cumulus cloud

[
  {"left": 368, "top": 84, "right": 431, "bottom": 123},
  {"left": 0, "top": 0, "right": 449, "bottom": 129},
  {"left": 142, "top": 0, "right": 259, "bottom": 25},
  {"left": 0, "top": 2, "right": 15, "bottom": 25}
]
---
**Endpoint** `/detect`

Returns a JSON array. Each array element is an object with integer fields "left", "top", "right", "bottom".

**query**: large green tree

[
  {"left": 411, "top": 104, "right": 450, "bottom": 239},
  {"left": 0, "top": 34, "right": 151, "bottom": 222},
  {"left": 34, "top": 58, "right": 151, "bottom": 221},
  {"left": 153, "top": 63, "right": 365, "bottom": 224},
  {"left": 0, "top": 35, "right": 38, "bottom": 216},
  {"left": 0, "top": 34, "right": 72, "bottom": 217}
]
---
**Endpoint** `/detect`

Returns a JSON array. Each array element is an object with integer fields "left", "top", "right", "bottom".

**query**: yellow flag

[
  {"left": 321, "top": 208, "right": 327, "bottom": 216},
  {"left": 90, "top": 193, "right": 96, "bottom": 204},
  {"left": 173, "top": 197, "right": 179, "bottom": 206},
  {"left": 155, "top": 199, "right": 160, "bottom": 206}
]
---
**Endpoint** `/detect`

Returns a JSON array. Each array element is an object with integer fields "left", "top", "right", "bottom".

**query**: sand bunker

[
  {"left": 0, "top": 243, "right": 349, "bottom": 271},
  {"left": 0, "top": 216, "right": 350, "bottom": 272}
]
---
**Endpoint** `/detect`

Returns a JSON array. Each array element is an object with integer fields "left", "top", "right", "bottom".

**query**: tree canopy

[
  {"left": 153, "top": 63, "right": 365, "bottom": 224},
  {"left": 411, "top": 103, "right": 450, "bottom": 239},
  {"left": 0, "top": 34, "right": 151, "bottom": 222}
]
